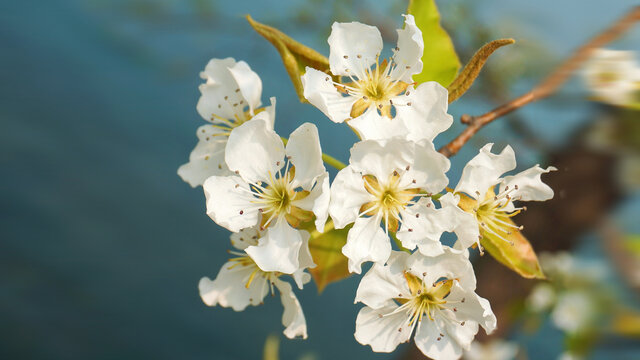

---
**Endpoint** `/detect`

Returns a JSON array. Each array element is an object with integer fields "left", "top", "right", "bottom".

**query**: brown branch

[{"left": 439, "top": 6, "right": 640, "bottom": 158}]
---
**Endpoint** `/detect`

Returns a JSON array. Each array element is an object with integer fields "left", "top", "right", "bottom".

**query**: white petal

[
  {"left": 197, "top": 82, "right": 246, "bottom": 123},
  {"left": 409, "top": 141, "right": 451, "bottom": 194},
  {"left": 253, "top": 97, "right": 276, "bottom": 130},
  {"left": 227, "top": 60, "right": 262, "bottom": 112},
  {"left": 390, "top": 14, "right": 424, "bottom": 82},
  {"left": 395, "top": 82, "right": 453, "bottom": 143},
  {"left": 414, "top": 315, "right": 464, "bottom": 360},
  {"left": 355, "top": 251, "right": 411, "bottom": 309},
  {"left": 301, "top": 67, "right": 356, "bottom": 123},
  {"left": 328, "top": 22, "right": 383, "bottom": 78},
  {"left": 342, "top": 215, "right": 391, "bottom": 274},
  {"left": 292, "top": 234, "right": 315, "bottom": 289},
  {"left": 445, "top": 283, "right": 497, "bottom": 334},
  {"left": 287, "top": 122, "right": 326, "bottom": 188},
  {"left": 178, "top": 125, "right": 229, "bottom": 187},
  {"left": 200, "top": 57, "right": 237, "bottom": 84},
  {"left": 396, "top": 200, "right": 446, "bottom": 256},
  {"left": 245, "top": 220, "right": 303, "bottom": 274},
  {"left": 203, "top": 176, "right": 258, "bottom": 232},
  {"left": 230, "top": 227, "right": 262, "bottom": 250},
  {"left": 439, "top": 193, "right": 480, "bottom": 250},
  {"left": 354, "top": 302, "right": 413, "bottom": 353},
  {"left": 293, "top": 173, "right": 331, "bottom": 232},
  {"left": 273, "top": 278, "right": 308, "bottom": 339},
  {"left": 349, "top": 139, "right": 413, "bottom": 183},
  {"left": 347, "top": 108, "right": 404, "bottom": 141},
  {"left": 225, "top": 118, "right": 285, "bottom": 184},
  {"left": 500, "top": 165, "right": 556, "bottom": 201},
  {"left": 455, "top": 143, "right": 516, "bottom": 199},
  {"left": 329, "top": 167, "right": 373, "bottom": 229},
  {"left": 198, "top": 263, "right": 269, "bottom": 311},
  {"left": 406, "top": 249, "right": 477, "bottom": 291}
]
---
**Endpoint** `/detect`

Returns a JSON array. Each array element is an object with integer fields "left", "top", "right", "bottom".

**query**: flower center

[
  {"left": 394, "top": 272, "right": 453, "bottom": 325},
  {"left": 473, "top": 185, "right": 526, "bottom": 246},
  {"left": 246, "top": 163, "right": 314, "bottom": 230},
  {"left": 330, "top": 57, "right": 411, "bottom": 119},
  {"left": 359, "top": 171, "right": 421, "bottom": 232}
]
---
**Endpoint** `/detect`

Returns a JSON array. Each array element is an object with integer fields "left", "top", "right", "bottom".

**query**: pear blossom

[
  {"left": 551, "top": 290, "right": 595, "bottom": 334},
  {"left": 301, "top": 15, "right": 453, "bottom": 142},
  {"left": 329, "top": 138, "right": 450, "bottom": 273},
  {"left": 203, "top": 119, "right": 329, "bottom": 274},
  {"left": 583, "top": 48, "right": 639, "bottom": 106},
  {"left": 199, "top": 227, "right": 311, "bottom": 339},
  {"left": 453, "top": 143, "right": 556, "bottom": 251},
  {"left": 354, "top": 249, "right": 496, "bottom": 360},
  {"left": 178, "top": 57, "right": 276, "bottom": 187}
]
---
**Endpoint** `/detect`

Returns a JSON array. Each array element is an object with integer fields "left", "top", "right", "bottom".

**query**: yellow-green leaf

[
  {"left": 407, "top": 0, "right": 461, "bottom": 87},
  {"left": 247, "top": 15, "right": 331, "bottom": 102},
  {"left": 612, "top": 311, "right": 640, "bottom": 337},
  {"left": 481, "top": 217, "right": 545, "bottom": 279},
  {"left": 308, "top": 221, "right": 352, "bottom": 293},
  {"left": 447, "top": 39, "right": 516, "bottom": 103}
]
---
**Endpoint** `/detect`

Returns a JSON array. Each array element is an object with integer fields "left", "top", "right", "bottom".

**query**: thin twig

[{"left": 439, "top": 6, "right": 640, "bottom": 158}]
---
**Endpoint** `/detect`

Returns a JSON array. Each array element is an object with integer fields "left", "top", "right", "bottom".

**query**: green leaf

[
  {"left": 262, "top": 334, "right": 280, "bottom": 360},
  {"left": 307, "top": 221, "right": 352, "bottom": 293},
  {"left": 247, "top": 15, "right": 332, "bottom": 102},
  {"left": 407, "top": 0, "right": 461, "bottom": 87},
  {"left": 447, "top": 39, "right": 515, "bottom": 103}
]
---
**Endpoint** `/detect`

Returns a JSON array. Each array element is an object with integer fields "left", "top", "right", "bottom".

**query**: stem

[
  {"left": 281, "top": 136, "right": 347, "bottom": 170},
  {"left": 438, "top": 6, "right": 640, "bottom": 158}
]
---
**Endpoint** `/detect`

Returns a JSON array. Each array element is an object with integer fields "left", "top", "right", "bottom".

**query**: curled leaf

[
  {"left": 307, "top": 221, "right": 352, "bottom": 293},
  {"left": 247, "top": 15, "right": 331, "bottom": 102},
  {"left": 407, "top": 0, "right": 461, "bottom": 87},
  {"left": 447, "top": 39, "right": 516, "bottom": 103}
]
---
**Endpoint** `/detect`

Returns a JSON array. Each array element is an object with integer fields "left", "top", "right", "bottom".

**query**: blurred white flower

[
  {"left": 583, "top": 48, "right": 639, "bottom": 106},
  {"left": 454, "top": 143, "right": 556, "bottom": 251},
  {"left": 329, "top": 138, "right": 450, "bottom": 273},
  {"left": 301, "top": 15, "right": 452, "bottom": 142},
  {"left": 526, "top": 283, "right": 556, "bottom": 312},
  {"left": 203, "top": 120, "right": 329, "bottom": 274},
  {"left": 551, "top": 290, "right": 596, "bottom": 334},
  {"left": 354, "top": 250, "right": 496, "bottom": 360},
  {"left": 464, "top": 340, "right": 519, "bottom": 360},
  {"left": 178, "top": 58, "right": 276, "bottom": 187},
  {"left": 199, "top": 228, "right": 311, "bottom": 339}
]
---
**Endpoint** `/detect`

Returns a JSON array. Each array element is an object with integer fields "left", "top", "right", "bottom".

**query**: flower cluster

[{"left": 179, "top": 14, "right": 556, "bottom": 360}]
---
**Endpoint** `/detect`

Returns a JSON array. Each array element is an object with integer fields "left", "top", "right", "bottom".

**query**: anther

[
  {"left": 408, "top": 228, "right": 413, "bottom": 232},
  {"left": 393, "top": 170, "right": 399, "bottom": 176},
  {"left": 427, "top": 203, "right": 431, "bottom": 207},
  {"left": 398, "top": 328, "right": 402, "bottom": 332},
  {"left": 407, "top": 102, "right": 412, "bottom": 106},
  {"left": 357, "top": 54, "right": 362, "bottom": 59},
  {"left": 362, "top": 96, "right": 368, "bottom": 100},
  {"left": 415, "top": 213, "right": 420, "bottom": 218},
  {"left": 234, "top": 184, "right": 239, "bottom": 188},
  {"left": 406, "top": 91, "right": 410, "bottom": 96},
  {"left": 276, "top": 161, "right": 280, "bottom": 166},
  {"left": 412, "top": 179, "right": 417, "bottom": 184},
  {"left": 437, "top": 337, "right": 441, "bottom": 341},
  {"left": 422, "top": 272, "right": 426, "bottom": 277},
  {"left": 343, "top": 55, "right": 348, "bottom": 59},
  {"left": 235, "top": 170, "right": 239, "bottom": 175},
  {"left": 217, "top": 104, "right": 221, "bottom": 108},
  {"left": 395, "top": 47, "right": 399, "bottom": 51},
  {"left": 417, "top": 290, "right": 421, "bottom": 295},
  {"left": 406, "top": 165, "right": 410, "bottom": 171},
  {"left": 405, "top": 66, "right": 410, "bottom": 69},
  {"left": 378, "top": 104, "right": 383, "bottom": 109},
  {"left": 460, "top": 321, "right": 465, "bottom": 326},
  {"left": 224, "top": 96, "right": 228, "bottom": 100},
  {"left": 453, "top": 308, "right": 457, "bottom": 312},
  {"left": 325, "top": 77, "right": 330, "bottom": 81},
  {"left": 239, "top": 210, "right": 244, "bottom": 215},
  {"left": 235, "top": 88, "right": 240, "bottom": 93},
  {"left": 378, "top": 314, "right": 383, "bottom": 318},
  {"left": 514, "top": 185, "right": 519, "bottom": 190}
]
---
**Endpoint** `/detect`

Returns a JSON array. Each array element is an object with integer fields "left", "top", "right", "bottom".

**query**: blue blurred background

[{"left": 2, "top": 0, "right": 639, "bottom": 359}]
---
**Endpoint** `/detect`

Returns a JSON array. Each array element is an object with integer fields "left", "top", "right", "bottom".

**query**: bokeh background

[{"left": 2, "top": 0, "right": 639, "bottom": 359}]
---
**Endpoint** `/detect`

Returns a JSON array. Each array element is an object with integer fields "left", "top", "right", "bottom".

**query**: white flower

[
  {"left": 464, "top": 340, "right": 518, "bottom": 360},
  {"left": 203, "top": 119, "right": 329, "bottom": 274},
  {"left": 583, "top": 48, "right": 639, "bottom": 106},
  {"left": 526, "top": 283, "right": 556, "bottom": 312},
  {"left": 301, "top": 15, "right": 452, "bottom": 142},
  {"left": 551, "top": 290, "right": 595, "bottom": 334},
  {"left": 454, "top": 143, "right": 556, "bottom": 251},
  {"left": 329, "top": 138, "right": 450, "bottom": 273},
  {"left": 178, "top": 58, "right": 276, "bottom": 187},
  {"left": 198, "top": 228, "right": 310, "bottom": 339},
  {"left": 354, "top": 250, "right": 496, "bottom": 360}
]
